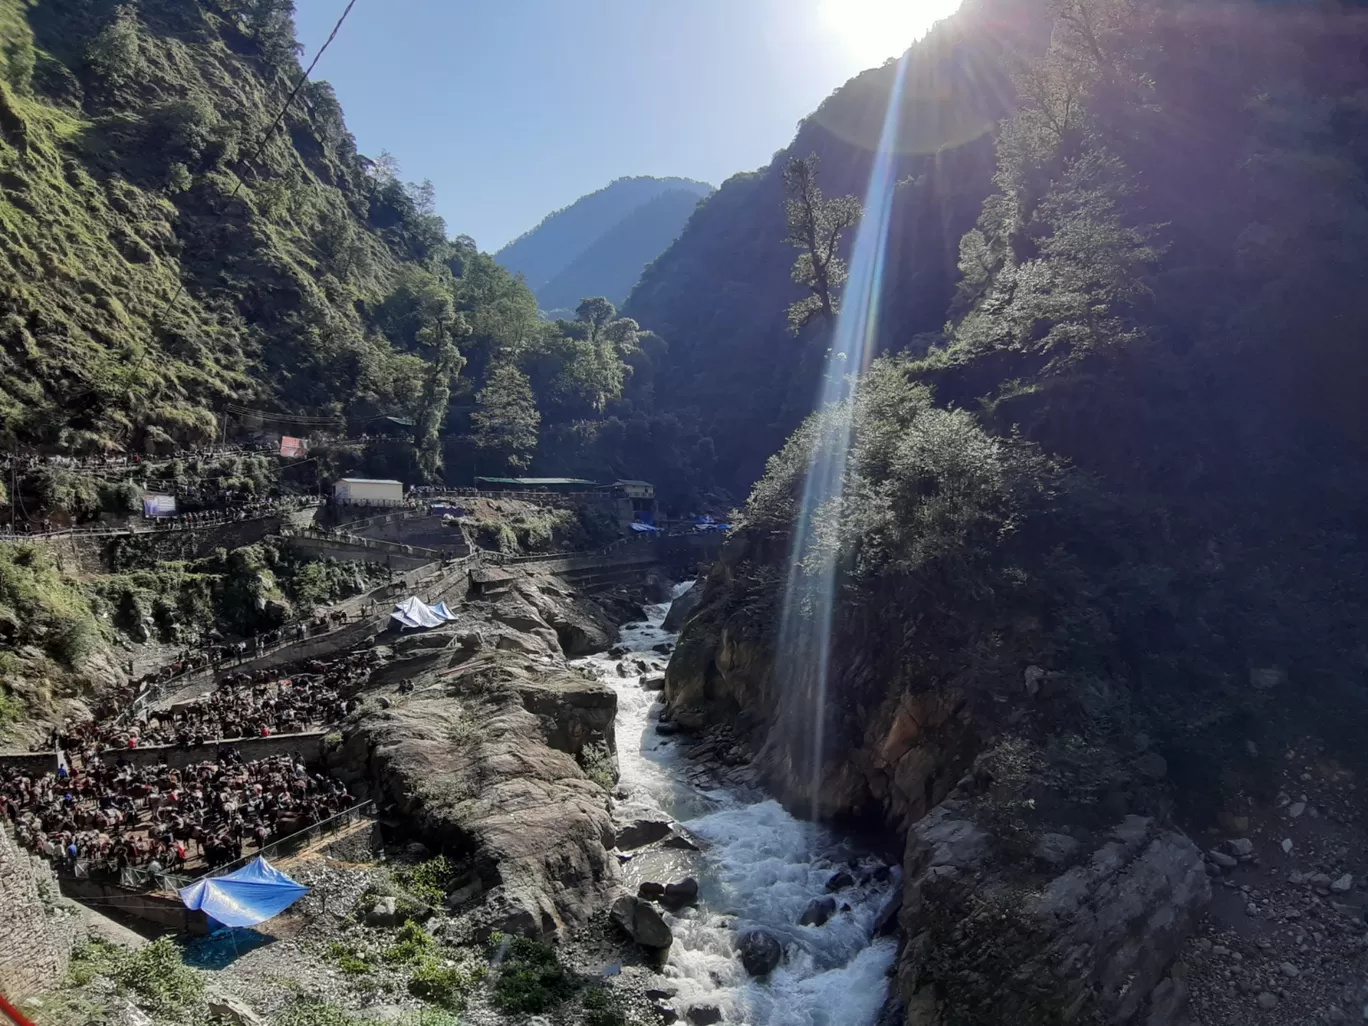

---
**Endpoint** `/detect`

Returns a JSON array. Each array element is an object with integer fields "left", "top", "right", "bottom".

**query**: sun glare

[{"left": 820, "top": 0, "right": 964, "bottom": 65}]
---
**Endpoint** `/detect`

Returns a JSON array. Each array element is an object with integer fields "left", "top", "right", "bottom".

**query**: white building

[{"left": 333, "top": 478, "right": 404, "bottom": 506}]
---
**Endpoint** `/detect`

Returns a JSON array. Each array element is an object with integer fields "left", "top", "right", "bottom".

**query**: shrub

[
  {"left": 490, "top": 935, "right": 577, "bottom": 1014},
  {"left": 407, "top": 957, "right": 484, "bottom": 1010},
  {"left": 69, "top": 938, "right": 203, "bottom": 1013},
  {"left": 394, "top": 856, "right": 456, "bottom": 909},
  {"left": 579, "top": 741, "right": 616, "bottom": 791}
]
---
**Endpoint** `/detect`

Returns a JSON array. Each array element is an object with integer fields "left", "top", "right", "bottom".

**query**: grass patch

[
  {"left": 407, "top": 957, "right": 484, "bottom": 1010},
  {"left": 582, "top": 984, "right": 639, "bottom": 1026},
  {"left": 490, "top": 934, "right": 577, "bottom": 1015}
]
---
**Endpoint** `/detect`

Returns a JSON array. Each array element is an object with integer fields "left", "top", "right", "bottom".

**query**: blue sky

[{"left": 293, "top": 0, "right": 959, "bottom": 252}]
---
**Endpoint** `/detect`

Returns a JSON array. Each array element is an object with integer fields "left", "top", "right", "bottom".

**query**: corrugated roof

[
  {"left": 474, "top": 477, "right": 598, "bottom": 486},
  {"left": 613, "top": 479, "right": 654, "bottom": 487},
  {"left": 337, "top": 478, "right": 403, "bottom": 485}
]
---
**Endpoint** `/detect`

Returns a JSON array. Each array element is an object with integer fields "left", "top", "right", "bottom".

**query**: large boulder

[
  {"left": 799, "top": 896, "right": 837, "bottom": 927},
  {"left": 895, "top": 807, "right": 1210, "bottom": 1025},
  {"left": 662, "top": 583, "right": 701, "bottom": 632},
  {"left": 610, "top": 894, "right": 674, "bottom": 949},
  {"left": 738, "top": 929, "right": 784, "bottom": 977},
  {"left": 614, "top": 818, "right": 673, "bottom": 850},
  {"left": 516, "top": 578, "right": 619, "bottom": 655},
  {"left": 327, "top": 653, "right": 621, "bottom": 941}
]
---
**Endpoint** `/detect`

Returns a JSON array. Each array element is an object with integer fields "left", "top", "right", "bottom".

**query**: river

[{"left": 572, "top": 582, "right": 899, "bottom": 1026}]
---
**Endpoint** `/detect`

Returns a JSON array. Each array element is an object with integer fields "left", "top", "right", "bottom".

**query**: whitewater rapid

[{"left": 573, "top": 582, "right": 899, "bottom": 1026}]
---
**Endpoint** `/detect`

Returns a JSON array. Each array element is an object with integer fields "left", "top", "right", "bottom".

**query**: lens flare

[{"left": 774, "top": 55, "right": 910, "bottom": 820}]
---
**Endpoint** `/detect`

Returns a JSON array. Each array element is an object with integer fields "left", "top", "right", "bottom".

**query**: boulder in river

[
  {"left": 799, "top": 895, "right": 837, "bottom": 927},
  {"left": 738, "top": 929, "right": 783, "bottom": 977},
  {"left": 662, "top": 877, "right": 699, "bottom": 908},
  {"left": 825, "top": 870, "right": 855, "bottom": 892},
  {"left": 615, "top": 818, "right": 674, "bottom": 850},
  {"left": 642, "top": 672, "right": 666, "bottom": 691},
  {"left": 610, "top": 894, "right": 673, "bottom": 949},
  {"left": 686, "top": 1004, "right": 723, "bottom": 1025},
  {"left": 638, "top": 881, "right": 666, "bottom": 901}
]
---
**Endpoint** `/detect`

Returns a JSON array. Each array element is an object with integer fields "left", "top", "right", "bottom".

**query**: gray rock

[
  {"left": 1332, "top": 873, "right": 1354, "bottom": 893},
  {"left": 661, "top": 829, "right": 703, "bottom": 851},
  {"left": 1225, "top": 838, "right": 1255, "bottom": 858},
  {"left": 1281, "top": 838, "right": 1293, "bottom": 853},
  {"left": 663, "top": 878, "right": 699, "bottom": 908},
  {"left": 610, "top": 894, "right": 673, "bottom": 949},
  {"left": 897, "top": 810, "right": 1209, "bottom": 1025},
  {"left": 663, "top": 584, "right": 701, "bottom": 632},
  {"left": 654, "top": 1003, "right": 679, "bottom": 1024},
  {"left": 1280, "top": 962, "right": 1300, "bottom": 978},
  {"left": 1034, "top": 832, "right": 1081, "bottom": 867},
  {"left": 737, "top": 929, "right": 783, "bottom": 977},
  {"left": 1256, "top": 992, "right": 1279, "bottom": 1010},
  {"left": 1024, "top": 664, "right": 1046, "bottom": 696},
  {"left": 1136, "top": 752, "right": 1168, "bottom": 780},
  {"left": 641, "top": 673, "right": 666, "bottom": 691},
  {"left": 1288, "top": 801, "right": 1307, "bottom": 818},
  {"left": 656, "top": 721, "right": 682, "bottom": 736},
  {"left": 366, "top": 896, "right": 399, "bottom": 928},
  {"left": 686, "top": 1004, "right": 722, "bottom": 1025},
  {"left": 1208, "top": 850, "right": 1238, "bottom": 870},
  {"left": 873, "top": 890, "right": 903, "bottom": 937},
  {"left": 825, "top": 870, "right": 855, "bottom": 892},
  {"left": 1249, "top": 667, "right": 1285, "bottom": 690},
  {"left": 799, "top": 896, "right": 837, "bottom": 927},
  {"left": 615, "top": 819, "right": 674, "bottom": 851},
  {"left": 638, "top": 881, "right": 666, "bottom": 901},
  {"left": 205, "top": 994, "right": 265, "bottom": 1026}
]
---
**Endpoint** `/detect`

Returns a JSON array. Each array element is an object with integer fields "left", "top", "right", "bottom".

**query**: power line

[{"left": 125, "top": 0, "right": 362, "bottom": 388}]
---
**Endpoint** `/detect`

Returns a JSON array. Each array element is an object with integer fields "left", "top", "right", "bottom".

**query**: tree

[
  {"left": 473, "top": 362, "right": 540, "bottom": 471},
  {"left": 413, "top": 318, "right": 468, "bottom": 483},
  {"left": 782, "top": 155, "right": 862, "bottom": 334},
  {"left": 948, "top": 0, "right": 1160, "bottom": 370}
]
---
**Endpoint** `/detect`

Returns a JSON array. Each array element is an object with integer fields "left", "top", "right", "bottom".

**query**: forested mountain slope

[
  {"left": 666, "top": 1, "right": 1368, "bottom": 1018},
  {"left": 495, "top": 176, "right": 713, "bottom": 312},
  {"left": 624, "top": 0, "right": 1052, "bottom": 494},
  {"left": 533, "top": 186, "right": 712, "bottom": 315},
  {"left": 0, "top": 0, "right": 688, "bottom": 498}
]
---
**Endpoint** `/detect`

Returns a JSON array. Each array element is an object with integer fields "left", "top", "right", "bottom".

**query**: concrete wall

[
  {"left": 59, "top": 876, "right": 208, "bottom": 936},
  {"left": 91, "top": 731, "right": 328, "bottom": 772},
  {"left": 284, "top": 534, "right": 438, "bottom": 571},
  {"left": 0, "top": 826, "right": 77, "bottom": 998},
  {"left": 0, "top": 752, "right": 60, "bottom": 776},
  {"left": 42, "top": 516, "right": 286, "bottom": 575}
]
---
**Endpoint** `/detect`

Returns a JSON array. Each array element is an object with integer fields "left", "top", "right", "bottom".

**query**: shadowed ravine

[{"left": 575, "top": 584, "right": 899, "bottom": 1026}]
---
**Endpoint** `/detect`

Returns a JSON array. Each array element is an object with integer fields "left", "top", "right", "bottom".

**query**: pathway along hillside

[{"left": 578, "top": 584, "right": 899, "bottom": 1026}]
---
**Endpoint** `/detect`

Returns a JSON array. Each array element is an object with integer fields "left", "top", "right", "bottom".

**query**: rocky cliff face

[
  {"left": 326, "top": 571, "right": 631, "bottom": 942},
  {"left": 664, "top": 531, "right": 1210, "bottom": 1024}
]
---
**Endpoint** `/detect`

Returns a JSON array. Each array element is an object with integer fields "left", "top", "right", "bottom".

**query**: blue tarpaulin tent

[{"left": 178, "top": 856, "right": 309, "bottom": 928}]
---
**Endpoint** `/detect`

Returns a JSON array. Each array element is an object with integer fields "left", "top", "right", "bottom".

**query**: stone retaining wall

[{"left": 0, "top": 825, "right": 77, "bottom": 998}]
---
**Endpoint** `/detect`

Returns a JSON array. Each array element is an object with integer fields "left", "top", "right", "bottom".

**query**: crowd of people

[
  {"left": 0, "top": 750, "right": 354, "bottom": 874},
  {"left": 139, "top": 493, "right": 315, "bottom": 529},
  {"left": 65, "top": 650, "right": 374, "bottom": 754}
]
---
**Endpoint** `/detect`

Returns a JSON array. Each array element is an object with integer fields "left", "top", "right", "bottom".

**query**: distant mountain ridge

[{"left": 496, "top": 176, "right": 714, "bottom": 313}]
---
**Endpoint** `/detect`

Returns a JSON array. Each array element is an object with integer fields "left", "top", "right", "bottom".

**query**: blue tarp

[{"left": 178, "top": 856, "right": 309, "bottom": 928}]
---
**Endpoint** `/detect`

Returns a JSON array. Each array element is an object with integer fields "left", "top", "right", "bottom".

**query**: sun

[{"left": 819, "top": 0, "right": 964, "bottom": 65}]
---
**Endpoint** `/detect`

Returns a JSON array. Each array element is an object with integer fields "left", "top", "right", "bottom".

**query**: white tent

[{"left": 390, "top": 596, "right": 457, "bottom": 630}]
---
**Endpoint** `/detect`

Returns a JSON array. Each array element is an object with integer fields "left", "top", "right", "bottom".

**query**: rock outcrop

[
  {"left": 664, "top": 530, "right": 1212, "bottom": 1023},
  {"left": 327, "top": 651, "right": 619, "bottom": 941},
  {"left": 662, "top": 582, "right": 701, "bottom": 632},
  {"left": 894, "top": 807, "right": 1209, "bottom": 1025}
]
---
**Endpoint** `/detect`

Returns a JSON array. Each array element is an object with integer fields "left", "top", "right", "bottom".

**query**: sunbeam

[{"left": 774, "top": 53, "right": 911, "bottom": 821}]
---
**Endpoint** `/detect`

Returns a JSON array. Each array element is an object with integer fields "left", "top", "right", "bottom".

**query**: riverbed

[{"left": 572, "top": 583, "right": 899, "bottom": 1026}]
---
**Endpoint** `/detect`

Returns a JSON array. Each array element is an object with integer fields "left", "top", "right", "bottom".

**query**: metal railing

[{"left": 187, "top": 799, "right": 376, "bottom": 881}]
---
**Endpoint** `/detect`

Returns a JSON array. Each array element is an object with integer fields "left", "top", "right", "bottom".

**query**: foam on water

[{"left": 574, "top": 587, "right": 898, "bottom": 1026}]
